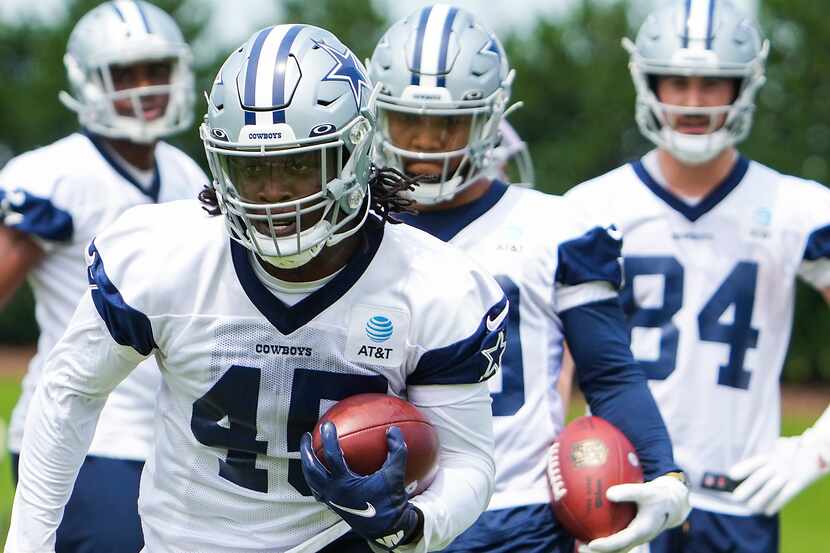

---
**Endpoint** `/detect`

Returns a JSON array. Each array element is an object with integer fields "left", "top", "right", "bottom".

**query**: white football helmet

[
  {"left": 59, "top": 0, "right": 194, "bottom": 143},
  {"left": 368, "top": 4, "right": 514, "bottom": 204},
  {"left": 201, "top": 25, "right": 375, "bottom": 270},
  {"left": 624, "top": 0, "right": 768, "bottom": 165}
]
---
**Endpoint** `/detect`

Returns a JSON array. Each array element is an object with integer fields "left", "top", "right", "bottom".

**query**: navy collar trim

[
  {"left": 630, "top": 155, "right": 750, "bottom": 222},
  {"left": 231, "top": 216, "right": 385, "bottom": 335},
  {"left": 396, "top": 179, "right": 510, "bottom": 242},
  {"left": 82, "top": 130, "right": 161, "bottom": 203}
]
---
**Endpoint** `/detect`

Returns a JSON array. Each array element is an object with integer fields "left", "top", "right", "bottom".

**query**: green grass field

[{"left": 0, "top": 377, "right": 826, "bottom": 550}]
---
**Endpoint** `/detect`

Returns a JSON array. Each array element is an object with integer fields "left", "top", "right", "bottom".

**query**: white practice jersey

[
  {"left": 8, "top": 201, "right": 505, "bottom": 553},
  {"left": 566, "top": 152, "right": 830, "bottom": 515},
  {"left": 400, "top": 181, "right": 621, "bottom": 511},
  {"left": 0, "top": 131, "right": 207, "bottom": 459}
]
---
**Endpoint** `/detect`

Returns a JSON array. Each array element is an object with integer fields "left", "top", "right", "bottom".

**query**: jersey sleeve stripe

[
  {"left": 803, "top": 223, "right": 830, "bottom": 261},
  {"left": 408, "top": 295, "right": 508, "bottom": 386},
  {"left": 87, "top": 241, "right": 157, "bottom": 356},
  {"left": 555, "top": 226, "right": 623, "bottom": 289},
  {"left": 0, "top": 188, "right": 74, "bottom": 242}
]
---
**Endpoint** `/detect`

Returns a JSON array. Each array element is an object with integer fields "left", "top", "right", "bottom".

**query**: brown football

[
  {"left": 311, "top": 393, "right": 439, "bottom": 496},
  {"left": 547, "top": 416, "right": 643, "bottom": 542}
]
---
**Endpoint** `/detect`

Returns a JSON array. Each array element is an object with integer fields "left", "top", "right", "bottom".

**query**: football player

[
  {"left": 0, "top": 1, "right": 205, "bottom": 551},
  {"left": 566, "top": 1, "right": 830, "bottom": 552},
  {"left": 367, "top": 5, "right": 690, "bottom": 553},
  {"left": 5, "top": 24, "right": 506, "bottom": 553}
]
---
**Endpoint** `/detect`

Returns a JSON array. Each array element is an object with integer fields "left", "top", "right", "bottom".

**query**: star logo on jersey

[
  {"left": 479, "top": 329, "right": 505, "bottom": 381},
  {"left": 314, "top": 39, "right": 370, "bottom": 110}
]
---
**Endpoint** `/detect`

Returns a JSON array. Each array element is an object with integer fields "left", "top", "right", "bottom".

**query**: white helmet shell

[{"left": 59, "top": 0, "right": 195, "bottom": 143}]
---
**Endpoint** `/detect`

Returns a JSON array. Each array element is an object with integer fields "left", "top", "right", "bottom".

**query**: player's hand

[
  {"left": 300, "top": 422, "right": 422, "bottom": 551},
  {"left": 729, "top": 431, "right": 830, "bottom": 515},
  {"left": 577, "top": 473, "right": 690, "bottom": 553}
]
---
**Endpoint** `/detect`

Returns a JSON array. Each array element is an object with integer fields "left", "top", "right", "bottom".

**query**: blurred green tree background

[{"left": 1, "top": 0, "right": 828, "bottom": 383}]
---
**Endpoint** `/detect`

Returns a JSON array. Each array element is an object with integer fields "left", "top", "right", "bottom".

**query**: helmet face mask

[
  {"left": 369, "top": 4, "right": 513, "bottom": 205},
  {"left": 378, "top": 106, "right": 492, "bottom": 196},
  {"left": 202, "top": 25, "right": 375, "bottom": 269},
  {"left": 625, "top": 0, "right": 768, "bottom": 165},
  {"left": 60, "top": 1, "right": 195, "bottom": 143}
]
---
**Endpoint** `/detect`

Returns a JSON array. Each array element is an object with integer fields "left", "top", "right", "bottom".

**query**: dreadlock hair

[
  {"left": 367, "top": 164, "right": 420, "bottom": 223},
  {"left": 197, "top": 165, "right": 421, "bottom": 222},
  {"left": 198, "top": 185, "right": 221, "bottom": 216}
]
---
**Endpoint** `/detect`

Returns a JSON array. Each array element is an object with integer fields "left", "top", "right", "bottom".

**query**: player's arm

[
  {"left": 301, "top": 284, "right": 504, "bottom": 552},
  {"left": 555, "top": 226, "right": 689, "bottom": 553},
  {"left": 726, "top": 214, "right": 830, "bottom": 515},
  {"left": 393, "top": 381, "right": 495, "bottom": 552},
  {"left": 4, "top": 291, "right": 147, "bottom": 552},
  {"left": 729, "top": 404, "right": 830, "bottom": 515},
  {"left": 0, "top": 225, "right": 43, "bottom": 309},
  {"left": 558, "top": 342, "right": 575, "bottom": 415}
]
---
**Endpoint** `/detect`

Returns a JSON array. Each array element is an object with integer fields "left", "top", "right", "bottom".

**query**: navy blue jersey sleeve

[
  {"left": 561, "top": 297, "right": 679, "bottom": 480},
  {"left": 408, "top": 295, "right": 508, "bottom": 386},
  {"left": 0, "top": 188, "right": 73, "bottom": 242},
  {"left": 556, "top": 226, "right": 623, "bottom": 288},
  {"left": 87, "top": 241, "right": 157, "bottom": 356}
]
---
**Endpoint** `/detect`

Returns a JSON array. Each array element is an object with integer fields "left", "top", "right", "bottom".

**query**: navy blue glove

[{"left": 300, "top": 422, "right": 423, "bottom": 550}]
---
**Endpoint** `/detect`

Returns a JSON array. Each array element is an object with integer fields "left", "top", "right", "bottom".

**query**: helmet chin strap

[
  {"left": 260, "top": 241, "right": 326, "bottom": 270},
  {"left": 660, "top": 127, "right": 731, "bottom": 166},
  {"left": 407, "top": 174, "right": 463, "bottom": 205}
]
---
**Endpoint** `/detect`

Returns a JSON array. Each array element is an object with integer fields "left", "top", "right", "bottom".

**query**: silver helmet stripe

[
  {"left": 111, "top": 0, "right": 151, "bottom": 35},
  {"left": 683, "top": 0, "right": 717, "bottom": 50}
]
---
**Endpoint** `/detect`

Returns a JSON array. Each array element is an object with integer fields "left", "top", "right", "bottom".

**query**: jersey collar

[
  {"left": 630, "top": 155, "right": 750, "bottom": 222},
  {"left": 230, "top": 216, "right": 385, "bottom": 335},
  {"left": 82, "top": 130, "right": 161, "bottom": 203},
  {"left": 395, "top": 179, "right": 509, "bottom": 242}
]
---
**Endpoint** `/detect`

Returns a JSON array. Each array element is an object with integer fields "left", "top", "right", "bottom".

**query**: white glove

[
  {"left": 729, "top": 407, "right": 830, "bottom": 516},
  {"left": 577, "top": 473, "right": 690, "bottom": 553}
]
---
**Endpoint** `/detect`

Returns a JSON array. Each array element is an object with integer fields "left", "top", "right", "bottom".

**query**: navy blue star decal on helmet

[{"left": 314, "top": 39, "right": 371, "bottom": 110}]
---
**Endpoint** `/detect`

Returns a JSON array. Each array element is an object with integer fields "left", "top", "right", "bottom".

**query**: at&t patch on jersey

[{"left": 346, "top": 305, "right": 410, "bottom": 367}]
